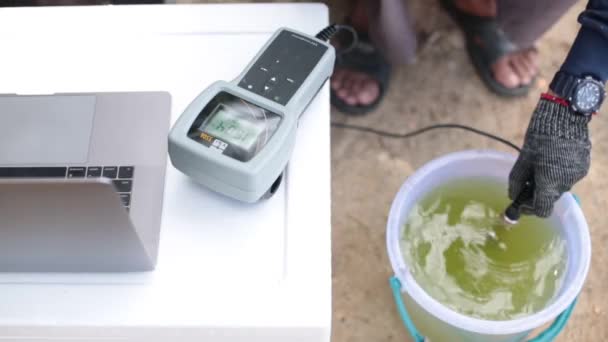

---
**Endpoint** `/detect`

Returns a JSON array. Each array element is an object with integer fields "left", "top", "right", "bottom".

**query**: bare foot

[
  {"left": 491, "top": 47, "right": 538, "bottom": 88},
  {"left": 331, "top": 0, "right": 383, "bottom": 108},
  {"left": 331, "top": 69, "right": 380, "bottom": 107}
]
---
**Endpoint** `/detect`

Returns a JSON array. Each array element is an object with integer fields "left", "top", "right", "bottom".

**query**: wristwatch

[{"left": 550, "top": 71, "right": 606, "bottom": 115}]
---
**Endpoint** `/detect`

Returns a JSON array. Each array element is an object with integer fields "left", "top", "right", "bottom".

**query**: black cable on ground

[
  {"left": 318, "top": 24, "right": 519, "bottom": 153},
  {"left": 330, "top": 122, "right": 522, "bottom": 153}
]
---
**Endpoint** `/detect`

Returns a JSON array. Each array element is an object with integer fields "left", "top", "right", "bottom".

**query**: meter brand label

[{"left": 199, "top": 132, "right": 214, "bottom": 143}]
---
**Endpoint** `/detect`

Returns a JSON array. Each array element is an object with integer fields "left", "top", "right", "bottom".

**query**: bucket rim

[{"left": 386, "top": 149, "right": 591, "bottom": 335}]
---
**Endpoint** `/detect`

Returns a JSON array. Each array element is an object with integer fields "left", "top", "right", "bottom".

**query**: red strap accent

[
  {"left": 540, "top": 92, "right": 570, "bottom": 107},
  {"left": 540, "top": 92, "right": 598, "bottom": 115}
]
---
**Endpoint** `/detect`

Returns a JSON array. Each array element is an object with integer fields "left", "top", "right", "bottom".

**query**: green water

[{"left": 400, "top": 178, "right": 567, "bottom": 321}]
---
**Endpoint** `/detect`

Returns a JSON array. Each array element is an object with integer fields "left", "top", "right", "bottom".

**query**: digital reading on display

[{"left": 187, "top": 92, "right": 282, "bottom": 162}]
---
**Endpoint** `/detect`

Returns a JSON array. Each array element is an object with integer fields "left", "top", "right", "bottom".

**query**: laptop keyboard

[
  {"left": 0, "top": 166, "right": 134, "bottom": 211},
  {"left": 71, "top": 166, "right": 133, "bottom": 211}
]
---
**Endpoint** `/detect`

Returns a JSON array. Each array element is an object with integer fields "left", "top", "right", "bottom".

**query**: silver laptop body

[{"left": 0, "top": 92, "right": 171, "bottom": 272}]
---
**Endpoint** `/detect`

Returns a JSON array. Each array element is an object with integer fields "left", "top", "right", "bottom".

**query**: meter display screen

[{"left": 188, "top": 92, "right": 282, "bottom": 162}]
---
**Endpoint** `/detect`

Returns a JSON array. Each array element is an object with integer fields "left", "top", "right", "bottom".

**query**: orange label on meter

[{"left": 199, "top": 132, "right": 214, "bottom": 143}]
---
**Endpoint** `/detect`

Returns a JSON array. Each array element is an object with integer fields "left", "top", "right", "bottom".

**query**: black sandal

[
  {"left": 440, "top": 0, "right": 535, "bottom": 97},
  {"left": 331, "top": 31, "right": 392, "bottom": 116}
]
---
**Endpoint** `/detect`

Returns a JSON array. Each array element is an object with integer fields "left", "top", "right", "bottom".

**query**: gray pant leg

[
  {"left": 367, "top": 0, "right": 417, "bottom": 65},
  {"left": 497, "top": 0, "right": 578, "bottom": 48},
  {"left": 367, "top": 0, "right": 576, "bottom": 63}
]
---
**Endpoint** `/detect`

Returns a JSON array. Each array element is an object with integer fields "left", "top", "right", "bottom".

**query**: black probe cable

[
  {"left": 330, "top": 122, "right": 522, "bottom": 153},
  {"left": 331, "top": 122, "right": 532, "bottom": 223},
  {"left": 316, "top": 25, "right": 521, "bottom": 151}
]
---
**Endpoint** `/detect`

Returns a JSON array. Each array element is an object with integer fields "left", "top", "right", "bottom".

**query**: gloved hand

[{"left": 509, "top": 97, "right": 591, "bottom": 218}]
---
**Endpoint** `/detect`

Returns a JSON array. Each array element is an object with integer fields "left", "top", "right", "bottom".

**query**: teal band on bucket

[
  {"left": 390, "top": 276, "right": 425, "bottom": 342},
  {"left": 528, "top": 298, "right": 577, "bottom": 342},
  {"left": 390, "top": 276, "right": 577, "bottom": 342}
]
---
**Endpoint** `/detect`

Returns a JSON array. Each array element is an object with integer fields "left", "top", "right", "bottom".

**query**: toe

[
  {"left": 344, "top": 95, "right": 358, "bottom": 106},
  {"left": 358, "top": 78, "right": 381, "bottom": 105},
  {"left": 347, "top": 71, "right": 380, "bottom": 106},
  {"left": 520, "top": 56, "right": 537, "bottom": 79},
  {"left": 337, "top": 88, "right": 350, "bottom": 99},
  {"left": 491, "top": 56, "right": 520, "bottom": 89},
  {"left": 341, "top": 72, "right": 356, "bottom": 92},
  {"left": 331, "top": 69, "right": 346, "bottom": 90},
  {"left": 511, "top": 55, "right": 532, "bottom": 85},
  {"left": 349, "top": 74, "right": 365, "bottom": 95},
  {"left": 335, "top": 71, "right": 357, "bottom": 100},
  {"left": 332, "top": 70, "right": 381, "bottom": 107},
  {"left": 523, "top": 48, "right": 539, "bottom": 74}
]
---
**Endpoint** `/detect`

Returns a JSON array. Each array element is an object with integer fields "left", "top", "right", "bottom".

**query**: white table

[{"left": 0, "top": 4, "right": 331, "bottom": 342}]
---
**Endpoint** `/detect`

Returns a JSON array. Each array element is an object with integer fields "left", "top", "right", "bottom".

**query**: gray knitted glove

[{"left": 509, "top": 98, "right": 591, "bottom": 218}]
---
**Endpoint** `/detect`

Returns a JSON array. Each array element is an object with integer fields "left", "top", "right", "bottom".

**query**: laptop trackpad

[{"left": 0, "top": 95, "right": 95, "bottom": 165}]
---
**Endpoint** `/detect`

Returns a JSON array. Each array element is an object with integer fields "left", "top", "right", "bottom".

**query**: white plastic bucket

[{"left": 386, "top": 150, "right": 591, "bottom": 342}]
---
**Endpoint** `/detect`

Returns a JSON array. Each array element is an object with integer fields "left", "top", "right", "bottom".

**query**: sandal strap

[
  {"left": 335, "top": 32, "right": 391, "bottom": 91},
  {"left": 465, "top": 21, "right": 517, "bottom": 66},
  {"left": 440, "top": 0, "right": 517, "bottom": 65}
]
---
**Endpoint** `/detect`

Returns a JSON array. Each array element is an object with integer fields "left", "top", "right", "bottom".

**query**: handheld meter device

[{"left": 169, "top": 28, "right": 335, "bottom": 202}]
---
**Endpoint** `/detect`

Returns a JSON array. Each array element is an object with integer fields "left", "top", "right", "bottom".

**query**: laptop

[{"left": 0, "top": 92, "right": 171, "bottom": 272}]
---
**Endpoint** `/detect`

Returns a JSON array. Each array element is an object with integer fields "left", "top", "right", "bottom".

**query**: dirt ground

[
  {"left": 186, "top": 0, "right": 605, "bottom": 340},
  {"left": 327, "top": 1, "right": 608, "bottom": 342}
]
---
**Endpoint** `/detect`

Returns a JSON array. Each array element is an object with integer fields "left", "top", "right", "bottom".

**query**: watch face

[{"left": 574, "top": 80, "right": 603, "bottom": 113}]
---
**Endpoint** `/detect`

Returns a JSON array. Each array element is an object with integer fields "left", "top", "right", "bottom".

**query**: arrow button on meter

[{"left": 263, "top": 84, "right": 274, "bottom": 93}]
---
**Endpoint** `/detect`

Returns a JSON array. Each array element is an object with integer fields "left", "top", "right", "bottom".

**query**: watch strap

[{"left": 549, "top": 70, "right": 579, "bottom": 100}]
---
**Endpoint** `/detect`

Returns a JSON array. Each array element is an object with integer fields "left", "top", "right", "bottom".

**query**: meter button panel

[
  {"left": 238, "top": 30, "right": 328, "bottom": 105},
  {"left": 240, "top": 67, "right": 268, "bottom": 93},
  {"left": 263, "top": 84, "right": 274, "bottom": 94}
]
